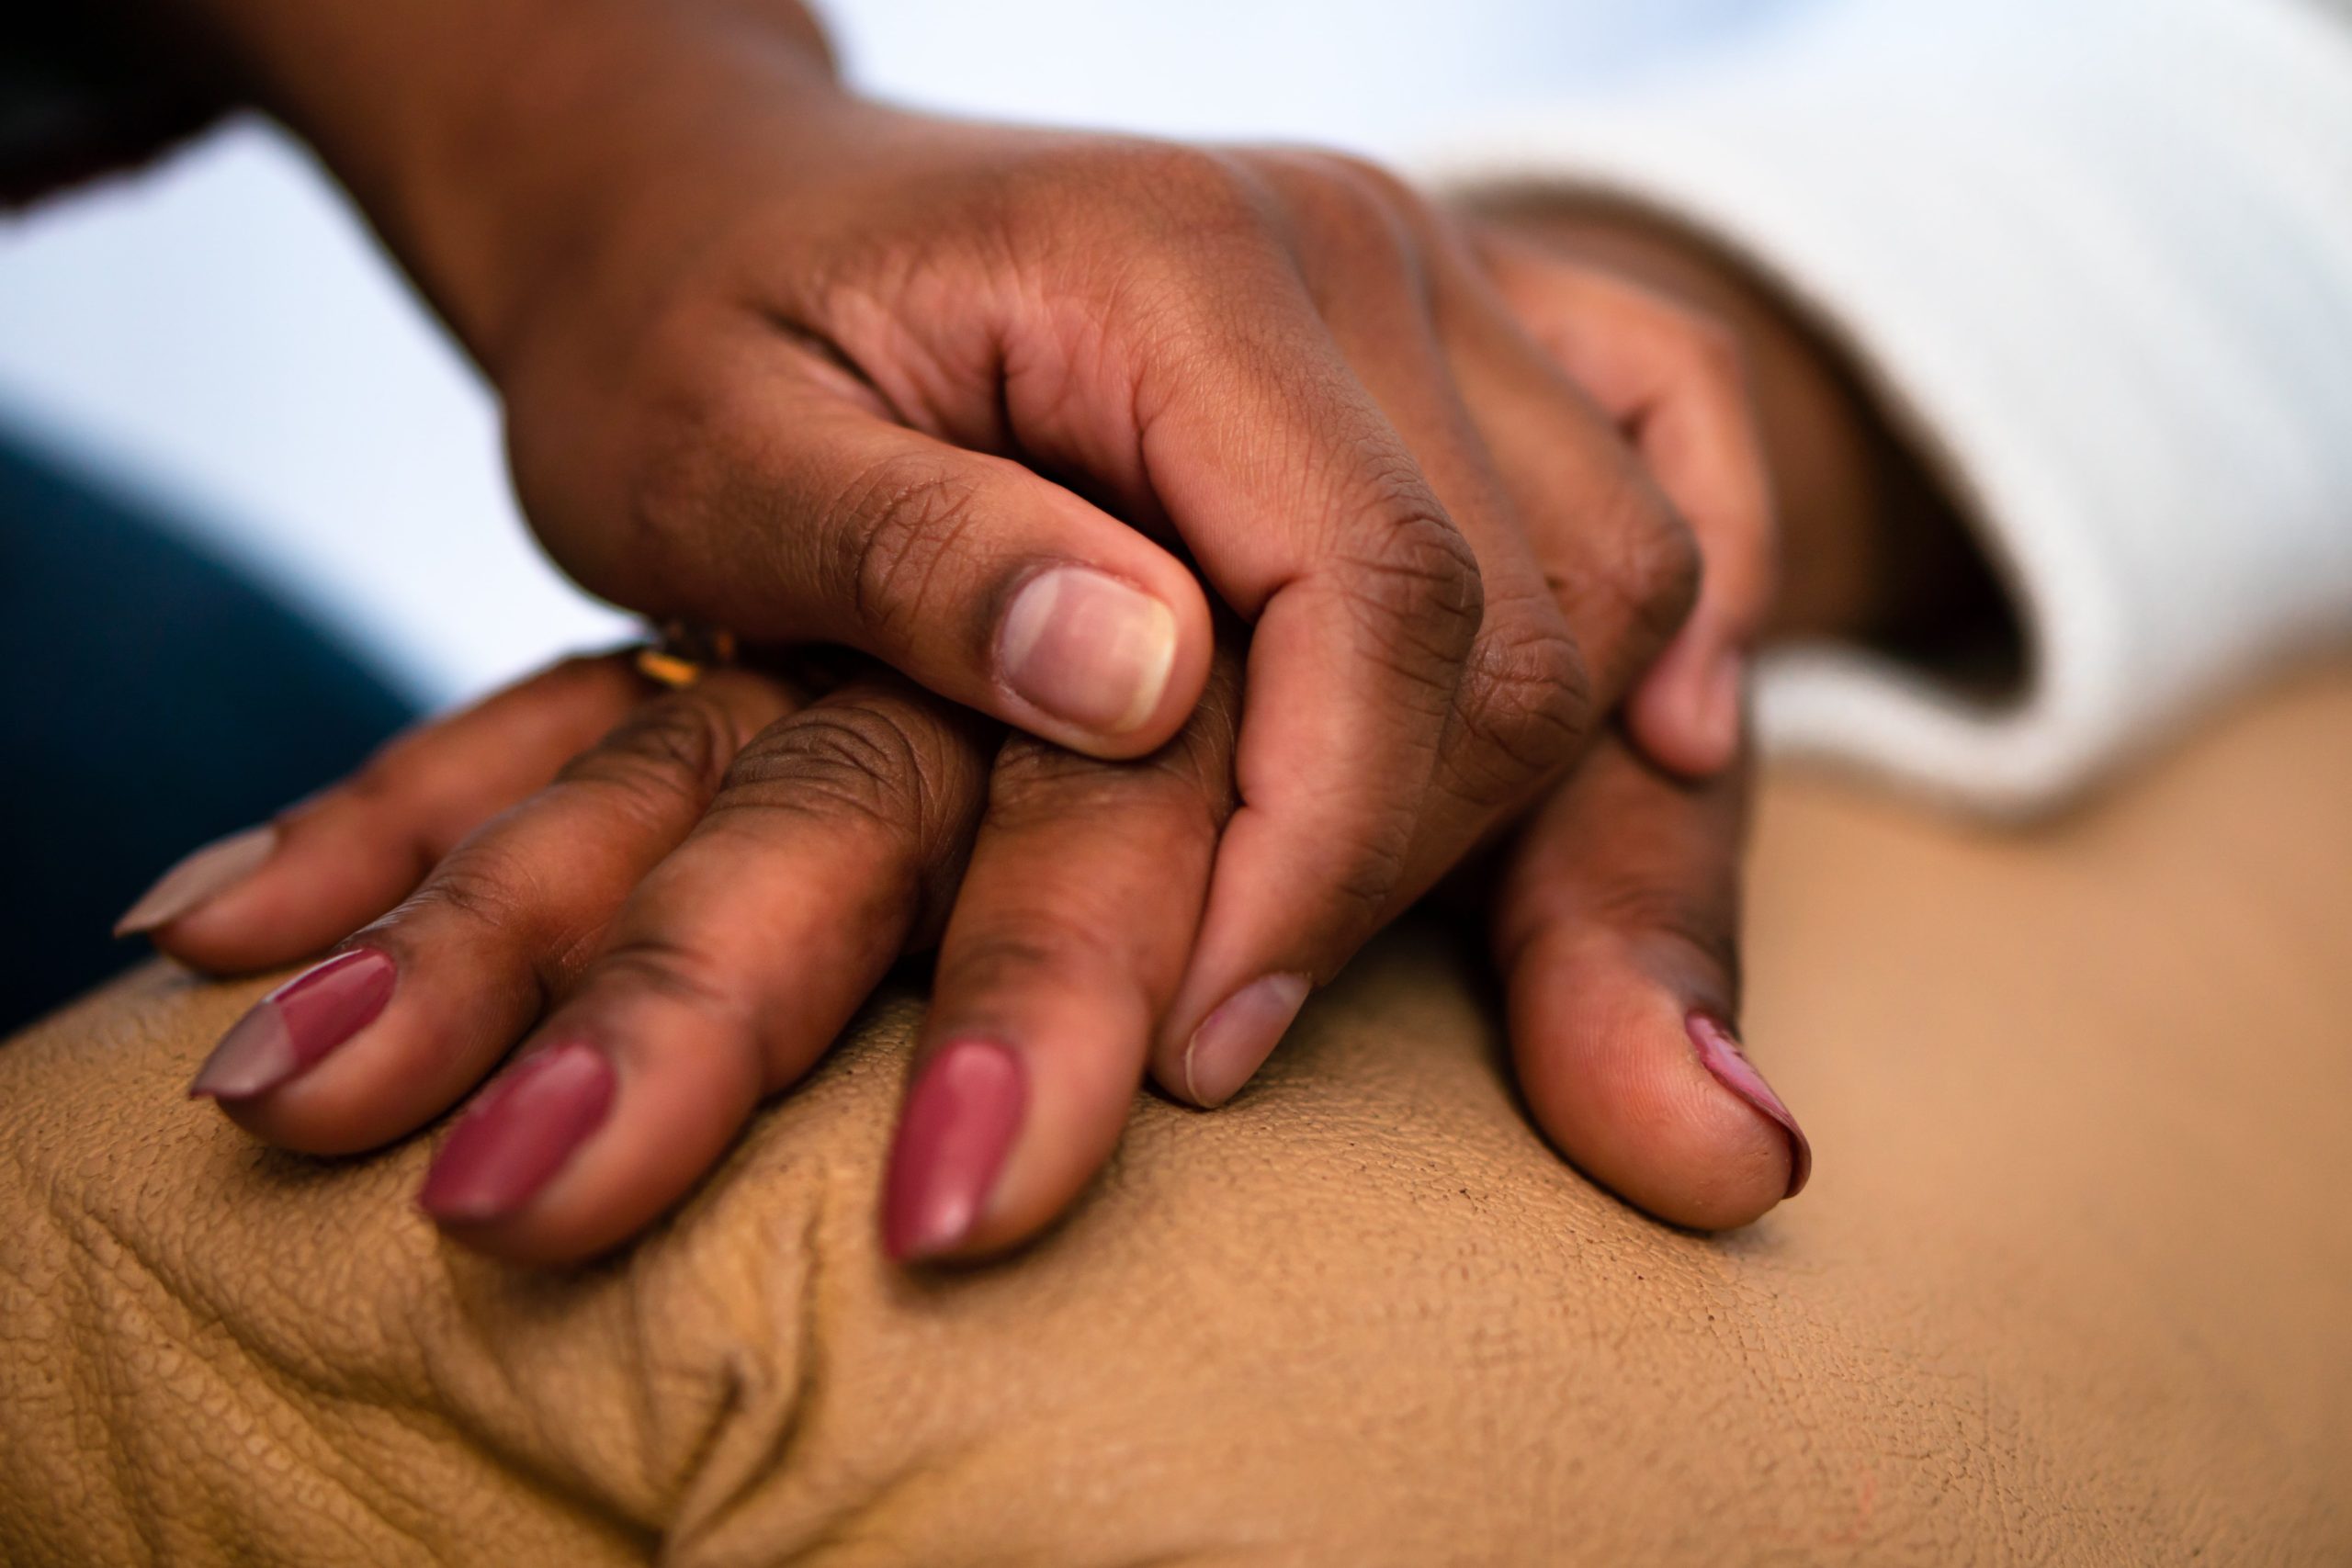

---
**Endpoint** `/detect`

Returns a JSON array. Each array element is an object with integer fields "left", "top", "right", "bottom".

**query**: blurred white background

[{"left": 0, "top": 0, "right": 1765, "bottom": 705}]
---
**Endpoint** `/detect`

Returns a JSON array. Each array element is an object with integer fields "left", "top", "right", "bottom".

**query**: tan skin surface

[{"left": 102, "top": 0, "right": 1955, "bottom": 1262}]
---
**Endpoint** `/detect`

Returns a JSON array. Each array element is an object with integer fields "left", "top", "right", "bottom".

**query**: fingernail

[
  {"left": 998, "top": 566, "right": 1178, "bottom": 737},
  {"left": 1182, "top": 972, "right": 1312, "bottom": 1108},
  {"left": 189, "top": 947, "right": 397, "bottom": 1100},
  {"left": 116, "top": 824, "right": 279, "bottom": 935},
  {"left": 882, "top": 1038, "right": 1025, "bottom": 1262},
  {"left": 1688, "top": 1010, "right": 1811, "bottom": 1198},
  {"left": 417, "top": 1043, "right": 615, "bottom": 1224}
]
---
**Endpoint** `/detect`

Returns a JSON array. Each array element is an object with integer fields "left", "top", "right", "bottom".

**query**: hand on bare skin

[
  {"left": 140, "top": 633, "right": 1796, "bottom": 1268},
  {"left": 113, "top": 161, "right": 1830, "bottom": 1263}
]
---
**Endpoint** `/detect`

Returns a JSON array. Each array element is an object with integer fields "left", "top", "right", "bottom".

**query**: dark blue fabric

[{"left": 0, "top": 430, "right": 417, "bottom": 1032}]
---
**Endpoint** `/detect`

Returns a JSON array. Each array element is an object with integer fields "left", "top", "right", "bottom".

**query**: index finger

[{"left": 1082, "top": 235, "right": 1490, "bottom": 1105}]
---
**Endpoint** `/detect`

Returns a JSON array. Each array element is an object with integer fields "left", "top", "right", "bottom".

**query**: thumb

[{"left": 1488, "top": 729, "right": 1807, "bottom": 1230}]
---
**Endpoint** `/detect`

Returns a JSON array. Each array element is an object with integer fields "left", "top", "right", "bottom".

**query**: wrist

[
  {"left": 422, "top": 0, "right": 854, "bottom": 369},
  {"left": 171, "top": 0, "right": 843, "bottom": 365}
]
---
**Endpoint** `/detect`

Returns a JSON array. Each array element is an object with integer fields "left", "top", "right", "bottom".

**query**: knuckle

[
  {"left": 1327, "top": 820, "right": 1417, "bottom": 929},
  {"left": 1263, "top": 148, "right": 1410, "bottom": 243},
  {"left": 942, "top": 911, "right": 1118, "bottom": 997},
  {"left": 984, "top": 737, "right": 1130, "bottom": 817},
  {"left": 1119, "top": 143, "right": 1268, "bottom": 235},
  {"left": 1635, "top": 512, "right": 1706, "bottom": 641},
  {"left": 335, "top": 748, "right": 409, "bottom": 814},
  {"left": 717, "top": 701, "right": 941, "bottom": 844},
  {"left": 1453, "top": 611, "right": 1593, "bottom": 790},
  {"left": 988, "top": 731, "right": 1230, "bottom": 836},
  {"left": 614, "top": 332, "right": 766, "bottom": 573},
  {"left": 397, "top": 855, "right": 529, "bottom": 938},
  {"left": 587, "top": 935, "right": 745, "bottom": 1021},
  {"left": 334, "top": 714, "right": 449, "bottom": 812},
  {"left": 1587, "top": 879, "right": 1742, "bottom": 999},
  {"left": 831, "top": 450, "right": 989, "bottom": 641},
  {"left": 558, "top": 694, "right": 738, "bottom": 823},
  {"left": 1306, "top": 148, "right": 1416, "bottom": 206},
  {"left": 1293, "top": 796, "right": 1424, "bottom": 939},
  {"left": 1156, "top": 716, "right": 1243, "bottom": 822},
  {"left": 1333, "top": 496, "right": 1487, "bottom": 674},
  {"left": 1015, "top": 141, "right": 1274, "bottom": 268},
  {"left": 386, "top": 847, "right": 599, "bottom": 984},
  {"left": 1299, "top": 150, "right": 1439, "bottom": 252}
]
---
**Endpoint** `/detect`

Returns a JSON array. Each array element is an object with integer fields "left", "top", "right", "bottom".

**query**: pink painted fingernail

[
  {"left": 997, "top": 565, "right": 1178, "bottom": 737},
  {"left": 117, "top": 824, "right": 279, "bottom": 934},
  {"left": 882, "top": 1039, "right": 1026, "bottom": 1262},
  {"left": 188, "top": 947, "right": 396, "bottom": 1101},
  {"left": 1182, "top": 972, "right": 1312, "bottom": 1108},
  {"left": 1688, "top": 1010, "right": 1811, "bottom": 1198},
  {"left": 418, "top": 1043, "right": 615, "bottom": 1224}
]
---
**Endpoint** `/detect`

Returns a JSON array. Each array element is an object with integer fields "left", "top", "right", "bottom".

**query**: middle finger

[{"left": 415, "top": 674, "right": 995, "bottom": 1264}]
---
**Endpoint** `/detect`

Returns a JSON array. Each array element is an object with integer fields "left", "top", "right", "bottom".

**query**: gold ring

[{"left": 635, "top": 621, "right": 740, "bottom": 689}]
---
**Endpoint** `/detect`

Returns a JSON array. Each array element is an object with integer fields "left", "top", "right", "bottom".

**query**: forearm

[{"left": 159, "top": 0, "right": 842, "bottom": 362}]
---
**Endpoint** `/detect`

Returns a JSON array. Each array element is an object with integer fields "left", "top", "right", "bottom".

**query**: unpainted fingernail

[
  {"left": 417, "top": 1043, "right": 615, "bottom": 1225},
  {"left": 997, "top": 565, "right": 1177, "bottom": 738},
  {"left": 1687, "top": 1010, "right": 1810, "bottom": 1198},
  {"left": 1182, "top": 972, "right": 1312, "bottom": 1109},
  {"left": 882, "top": 1038, "right": 1025, "bottom": 1262},
  {"left": 189, "top": 947, "right": 397, "bottom": 1101},
  {"left": 116, "top": 824, "right": 279, "bottom": 935}
]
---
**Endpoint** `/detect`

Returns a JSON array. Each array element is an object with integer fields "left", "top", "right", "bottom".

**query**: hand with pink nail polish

[
  {"left": 130, "top": 0, "right": 1786, "bottom": 1141},
  {"left": 119, "top": 199, "right": 1819, "bottom": 1264},
  {"left": 155, "top": 629, "right": 1806, "bottom": 1269},
  {"left": 110, "top": 0, "right": 1850, "bottom": 1258}
]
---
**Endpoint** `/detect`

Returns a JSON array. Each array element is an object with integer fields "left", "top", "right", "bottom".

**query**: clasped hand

[{"left": 131, "top": 7, "right": 1804, "bottom": 1264}]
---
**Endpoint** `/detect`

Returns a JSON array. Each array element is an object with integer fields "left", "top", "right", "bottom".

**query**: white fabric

[{"left": 1435, "top": 0, "right": 2352, "bottom": 814}]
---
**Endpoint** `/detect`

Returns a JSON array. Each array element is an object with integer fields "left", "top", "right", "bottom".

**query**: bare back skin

[{"left": 6, "top": 664, "right": 2350, "bottom": 1566}]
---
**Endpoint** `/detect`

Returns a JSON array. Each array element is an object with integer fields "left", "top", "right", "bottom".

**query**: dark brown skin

[
  {"left": 109, "top": 0, "right": 1985, "bottom": 1260},
  {"left": 143, "top": 199, "right": 1953, "bottom": 1263},
  {"left": 146, "top": 0, "right": 1800, "bottom": 1065}
]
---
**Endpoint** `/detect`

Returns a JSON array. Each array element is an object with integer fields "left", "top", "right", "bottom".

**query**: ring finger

[{"left": 884, "top": 643, "right": 1244, "bottom": 1262}]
